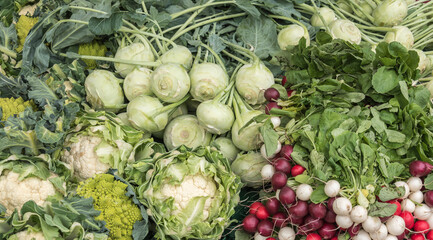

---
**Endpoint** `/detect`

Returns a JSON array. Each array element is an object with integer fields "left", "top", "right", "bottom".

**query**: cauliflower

[
  {"left": 11, "top": 230, "right": 45, "bottom": 240},
  {"left": 0, "top": 97, "right": 36, "bottom": 121},
  {"left": 77, "top": 174, "right": 143, "bottom": 240}
]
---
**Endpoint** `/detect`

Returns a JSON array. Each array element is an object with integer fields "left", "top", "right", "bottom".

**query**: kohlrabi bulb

[
  {"left": 116, "top": 112, "right": 131, "bottom": 126},
  {"left": 189, "top": 63, "right": 229, "bottom": 102},
  {"left": 373, "top": 0, "right": 408, "bottom": 27},
  {"left": 85, "top": 70, "right": 124, "bottom": 112},
  {"left": 114, "top": 42, "right": 155, "bottom": 77},
  {"left": 231, "top": 110, "right": 263, "bottom": 151},
  {"left": 127, "top": 95, "right": 168, "bottom": 133},
  {"left": 163, "top": 114, "right": 212, "bottom": 150},
  {"left": 415, "top": 49, "right": 430, "bottom": 73},
  {"left": 231, "top": 152, "right": 268, "bottom": 187},
  {"left": 405, "top": 0, "right": 415, "bottom": 4},
  {"left": 211, "top": 137, "right": 240, "bottom": 162},
  {"left": 150, "top": 63, "right": 190, "bottom": 103},
  {"left": 337, "top": 0, "right": 353, "bottom": 13},
  {"left": 311, "top": 7, "right": 336, "bottom": 27},
  {"left": 235, "top": 61, "right": 275, "bottom": 105},
  {"left": 329, "top": 19, "right": 362, "bottom": 44},
  {"left": 426, "top": 80, "right": 433, "bottom": 99},
  {"left": 277, "top": 24, "right": 310, "bottom": 50},
  {"left": 123, "top": 68, "right": 153, "bottom": 101},
  {"left": 159, "top": 45, "right": 193, "bottom": 70},
  {"left": 196, "top": 101, "right": 234, "bottom": 134},
  {"left": 354, "top": 0, "right": 375, "bottom": 20},
  {"left": 384, "top": 26, "right": 414, "bottom": 49}
]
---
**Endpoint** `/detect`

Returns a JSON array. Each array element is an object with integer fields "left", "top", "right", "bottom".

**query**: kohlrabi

[
  {"left": 415, "top": 49, "right": 430, "bottom": 73},
  {"left": 211, "top": 137, "right": 240, "bottom": 162},
  {"left": 231, "top": 152, "right": 269, "bottom": 187},
  {"left": 189, "top": 63, "right": 229, "bottom": 102},
  {"left": 159, "top": 45, "right": 193, "bottom": 70},
  {"left": 84, "top": 69, "right": 125, "bottom": 113},
  {"left": 123, "top": 68, "right": 153, "bottom": 101},
  {"left": 163, "top": 114, "right": 212, "bottom": 150},
  {"left": 277, "top": 24, "right": 310, "bottom": 50},
  {"left": 150, "top": 63, "right": 191, "bottom": 103},
  {"left": 373, "top": 0, "right": 408, "bottom": 27},
  {"left": 151, "top": 104, "right": 189, "bottom": 140},
  {"left": 310, "top": 7, "right": 336, "bottom": 27},
  {"left": 329, "top": 19, "right": 362, "bottom": 44},
  {"left": 114, "top": 41, "right": 155, "bottom": 77},
  {"left": 383, "top": 26, "right": 414, "bottom": 49}
]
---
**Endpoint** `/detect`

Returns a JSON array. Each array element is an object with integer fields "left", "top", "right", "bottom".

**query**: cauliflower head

[
  {"left": 77, "top": 174, "right": 143, "bottom": 240},
  {"left": 11, "top": 230, "right": 45, "bottom": 240}
]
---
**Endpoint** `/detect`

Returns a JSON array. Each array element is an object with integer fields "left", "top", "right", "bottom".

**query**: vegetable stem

[
  {"left": 170, "top": 0, "right": 235, "bottom": 19},
  {"left": 221, "top": 50, "right": 248, "bottom": 65},
  {"left": 0, "top": 45, "right": 17, "bottom": 59},
  {"left": 60, "top": 53, "right": 160, "bottom": 67}
]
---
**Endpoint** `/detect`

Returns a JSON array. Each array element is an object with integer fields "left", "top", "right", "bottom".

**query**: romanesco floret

[
  {"left": 77, "top": 174, "right": 142, "bottom": 240},
  {"left": 0, "top": 97, "right": 36, "bottom": 121},
  {"left": 16, "top": 15, "right": 39, "bottom": 52},
  {"left": 78, "top": 41, "right": 107, "bottom": 69}
]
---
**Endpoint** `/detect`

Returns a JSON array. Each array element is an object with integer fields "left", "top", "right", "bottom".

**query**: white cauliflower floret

[
  {"left": 159, "top": 174, "right": 217, "bottom": 220},
  {"left": 61, "top": 135, "right": 110, "bottom": 180},
  {"left": 0, "top": 171, "right": 57, "bottom": 215},
  {"left": 13, "top": 230, "right": 45, "bottom": 240}
]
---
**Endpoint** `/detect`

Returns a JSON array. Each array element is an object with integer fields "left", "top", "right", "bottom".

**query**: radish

[
  {"left": 325, "top": 180, "right": 340, "bottom": 197},
  {"left": 265, "top": 102, "right": 282, "bottom": 114},
  {"left": 271, "top": 171, "right": 288, "bottom": 190},
  {"left": 399, "top": 211, "right": 415, "bottom": 229},
  {"left": 409, "top": 191, "right": 424, "bottom": 203},
  {"left": 332, "top": 197, "right": 352, "bottom": 216},
  {"left": 291, "top": 165, "right": 305, "bottom": 176},
  {"left": 289, "top": 201, "right": 308, "bottom": 218},
  {"left": 407, "top": 177, "right": 423, "bottom": 192},
  {"left": 335, "top": 215, "right": 353, "bottom": 229},
  {"left": 264, "top": 88, "right": 280, "bottom": 102},
  {"left": 266, "top": 198, "right": 280, "bottom": 215},
  {"left": 257, "top": 220, "right": 273, "bottom": 236},
  {"left": 362, "top": 216, "right": 382, "bottom": 233},
  {"left": 324, "top": 210, "right": 336, "bottom": 223},
  {"left": 261, "top": 142, "right": 281, "bottom": 159},
  {"left": 243, "top": 214, "right": 260, "bottom": 233},
  {"left": 296, "top": 184, "right": 313, "bottom": 201},
  {"left": 270, "top": 116, "right": 281, "bottom": 128},
  {"left": 250, "top": 202, "right": 264, "bottom": 214},
  {"left": 348, "top": 224, "right": 361, "bottom": 237},
  {"left": 350, "top": 205, "right": 368, "bottom": 223},
  {"left": 394, "top": 181, "right": 410, "bottom": 199},
  {"left": 369, "top": 224, "right": 388, "bottom": 240},
  {"left": 280, "top": 145, "right": 293, "bottom": 160},
  {"left": 261, "top": 164, "right": 276, "bottom": 181},
  {"left": 411, "top": 234, "right": 424, "bottom": 240},
  {"left": 306, "top": 233, "right": 321, "bottom": 240},
  {"left": 386, "top": 216, "right": 405, "bottom": 236},
  {"left": 384, "top": 236, "right": 398, "bottom": 240},
  {"left": 353, "top": 230, "right": 371, "bottom": 240},
  {"left": 427, "top": 214, "right": 433, "bottom": 230},
  {"left": 413, "top": 220, "right": 430, "bottom": 233},
  {"left": 401, "top": 199, "right": 416, "bottom": 213},
  {"left": 254, "top": 233, "right": 268, "bottom": 240},
  {"left": 303, "top": 215, "right": 324, "bottom": 232},
  {"left": 256, "top": 206, "right": 270, "bottom": 220},
  {"left": 318, "top": 223, "right": 337, "bottom": 239},
  {"left": 272, "top": 212, "right": 288, "bottom": 228},
  {"left": 427, "top": 231, "right": 433, "bottom": 240},
  {"left": 275, "top": 189, "right": 281, "bottom": 201},
  {"left": 425, "top": 191, "right": 433, "bottom": 207},
  {"left": 273, "top": 158, "right": 292, "bottom": 175},
  {"left": 387, "top": 200, "right": 401, "bottom": 216},
  {"left": 409, "top": 160, "right": 433, "bottom": 177},
  {"left": 279, "top": 186, "right": 296, "bottom": 205},
  {"left": 414, "top": 204, "right": 432, "bottom": 220},
  {"left": 288, "top": 214, "right": 304, "bottom": 225},
  {"left": 327, "top": 197, "right": 336, "bottom": 211},
  {"left": 278, "top": 226, "right": 296, "bottom": 240},
  {"left": 309, "top": 203, "right": 327, "bottom": 219},
  {"left": 266, "top": 238, "right": 276, "bottom": 240}
]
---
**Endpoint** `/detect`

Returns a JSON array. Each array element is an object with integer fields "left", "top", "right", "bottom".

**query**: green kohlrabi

[
  {"left": 329, "top": 19, "right": 362, "bottom": 44},
  {"left": 114, "top": 41, "right": 155, "bottom": 77},
  {"left": 159, "top": 45, "right": 193, "bottom": 70},
  {"left": 310, "top": 7, "right": 337, "bottom": 27},
  {"left": 150, "top": 63, "right": 191, "bottom": 103},
  {"left": 231, "top": 152, "right": 268, "bottom": 188},
  {"left": 211, "top": 137, "right": 240, "bottom": 162},
  {"left": 277, "top": 24, "right": 311, "bottom": 50},
  {"left": 189, "top": 63, "right": 229, "bottom": 102},
  {"left": 383, "top": 26, "right": 414, "bottom": 49},
  {"left": 123, "top": 68, "right": 153, "bottom": 101},
  {"left": 373, "top": 0, "right": 408, "bottom": 27}
]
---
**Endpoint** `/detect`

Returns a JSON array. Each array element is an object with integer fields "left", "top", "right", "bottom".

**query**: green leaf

[
  {"left": 385, "top": 129, "right": 406, "bottom": 143},
  {"left": 35, "top": 121, "right": 64, "bottom": 144},
  {"left": 89, "top": 12, "right": 123, "bottom": 35},
  {"left": 26, "top": 75, "right": 58, "bottom": 103},
  {"left": 234, "top": 0, "right": 260, "bottom": 18},
  {"left": 378, "top": 186, "right": 405, "bottom": 201},
  {"left": 295, "top": 174, "right": 313, "bottom": 184},
  {"left": 369, "top": 202, "right": 397, "bottom": 217},
  {"left": 425, "top": 174, "right": 433, "bottom": 190},
  {"left": 372, "top": 67, "right": 400, "bottom": 94},
  {"left": 260, "top": 121, "right": 279, "bottom": 157},
  {"left": 310, "top": 185, "right": 328, "bottom": 204}
]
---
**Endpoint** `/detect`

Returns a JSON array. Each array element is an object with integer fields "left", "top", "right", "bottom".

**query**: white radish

[
  {"left": 408, "top": 191, "right": 424, "bottom": 203},
  {"left": 394, "top": 181, "right": 410, "bottom": 199},
  {"left": 278, "top": 226, "right": 296, "bottom": 240},
  {"left": 336, "top": 215, "right": 353, "bottom": 229},
  {"left": 369, "top": 224, "right": 388, "bottom": 240},
  {"left": 407, "top": 177, "right": 423, "bottom": 192},
  {"left": 254, "top": 233, "right": 268, "bottom": 240},
  {"left": 261, "top": 164, "right": 275, "bottom": 181},
  {"left": 427, "top": 214, "right": 433, "bottom": 229},
  {"left": 385, "top": 216, "right": 405, "bottom": 236},
  {"left": 351, "top": 205, "right": 368, "bottom": 223},
  {"left": 353, "top": 230, "right": 371, "bottom": 240},
  {"left": 414, "top": 204, "right": 432, "bottom": 220},
  {"left": 362, "top": 216, "right": 382, "bottom": 233},
  {"left": 333, "top": 197, "right": 353, "bottom": 216},
  {"left": 275, "top": 189, "right": 281, "bottom": 201},
  {"left": 296, "top": 184, "right": 313, "bottom": 201},
  {"left": 401, "top": 199, "right": 416, "bottom": 213},
  {"left": 384, "top": 236, "right": 398, "bottom": 240},
  {"left": 260, "top": 141, "right": 281, "bottom": 159},
  {"left": 324, "top": 180, "right": 340, "bottom": 197},
  {"left": 270, "top": 116, "right": 281, "bottom": 128}
]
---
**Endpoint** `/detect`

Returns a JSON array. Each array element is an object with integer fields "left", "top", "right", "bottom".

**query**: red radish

[
  {"left": 266, "top": 198, "right": 280, "bottom": 215},
  {"left": 288, "top": 214, "right": 304, "bottom": 225},
  {"left": 256, "top": 206, "right": 270, "bottom": 220},
  {"left": 303, "top": 215, "right": 324, "bottom": 231},
  {"left": 388, "top": 200, "right": 402, "bottom": 215},
  {"left": 331, "top": 237, "right": 338, "bottom": 240},
  {"left": 273, "top": 158, "right": 292, "bottom": 174},
  {"left": 289, "top": 201, "right": 309, "bottom": 218},
  {"left": 306, "top": 233, "right": 321, "bottom": 240},
  {"left": 282, "top": 76, "right": 287, "bottom": 86},
  {"left": 425, "top": 191, "right": 433, "bottom": 207},
  {"left": 265, "top": 102, "right": 282, "bottom": 114},
  {"left": 272, "top": 171, "right": 288, "bottom": 190},
  {"left": 348, "top": 224, "right": 361, "bottom": 237},
  {"left": 396, "top": 232, "right": 406, "bottom": 240},
  {"left": 279, "top": 186, "right": 296, "bottom": 205},
  {"left": 324, "top": 210, "right": 336, "bottom": 223},
  {"left": 243, "top": 214, "right": 259, "bottom": 233},
  {"left": 250, "top": 202, "right": 264, "bottom": 215},
  {"left": 400, "top": 211, "right": 415, "bottom": 229},
  {"left": 327, "top": 197, "right": 336, "bottom": 211},
  {"left": 309, "top": 203, "right": 327, "bottom": 219},
  {"left": 427, "top": 231, "right": 433, "bottom": 240},
  {"left": 291, "top": 164, "right": 305, "bottom": 176},
  {"left": 266, "top": 238, "right": 276, "bottom": 240},
  {"left": 409, "top": 160, "right": 433, "bottom": 177},
  {"left": 318, "top": 223, "right": 337, "bottom": 239},
  {"left": 272, "top": 212, "right": 288, "bottom": 228},
  {"left": 414, "top": 220, "right": 430, "bottom": 233},
  {"left": 287, "top": 89, "right": 294, "bottom": 97},
  {"left": 264, "top": 88, "right": 280, "bottom": 102},
  {"left": 280, "top": 145, "right": 294, "bottom": 160},
  {"left": 411, "top": 234, "right": 425, "bottom": 240},
  {"left": 257, "top": 220, "right": 273, "bottom": 236}
]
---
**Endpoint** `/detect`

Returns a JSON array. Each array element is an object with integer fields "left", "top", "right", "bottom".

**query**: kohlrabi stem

[
  {"left": 141, "top": 2, "right": 166, "bottom": 53},
  {"left": 0, "top": 45, "right": 17, "bottom": 58},
  {"left": 69, "top": 6, "right": 108, "bottom": 15},
  {"left": 414, "top": 38, "right": 433, "bottom": 49},
  {"left": 221, "top": 50, "right": 248, "bottom": 65},
  {"left": 60, "top": 53, "right": 161, "bottom": 67},
  {"left": 309, "top": 0, "right": 332, "bottom": 33},
  {"left": 267, "top": 14, "right": 309, "bottom": 36},
  {"left": 120, "top": 27, "right": 177, "bottom": 47},
  {"left": 161, "top": 11, "right": 230, "bottom": 36},
  {"left": 360, "top": 32, "right": 378, "bottom": 45},
  {"left": 348, "top": 0, "right": 374, "bottom": 22},
  {"left": 414, "top": 27, "right": 433, "bottom": 42},
  {"left": 132, "top": 33, "right": 159, "bottom": 58},
  {"left": 170, "top": 0, "right": 235, "bottom": 19},
  {"left": 200, "top": 43, "right": 226, "bottom": 72},
  {"left": 323, "top": 0, "right": 371, "bottom": 26},
  {"left": 297, "top": 3, "right": 315, "bottom": 13},
  {"left": 157, "top": 94, "right": 190, "bottom": 114},
  {"left": 193, "top": 46, "right": 202, "bottom": 66},
  {"left": 220, "top": 38, "right": 256, "bottom": 60}
]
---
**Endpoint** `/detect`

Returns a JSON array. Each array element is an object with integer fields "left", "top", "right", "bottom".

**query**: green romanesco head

[
  {"left": 0, "top": 97, "right": 36, "bottom": 121},
  {"left": 16, "top": 15, "right": 39, "bottom": 52},
  {"left": 77, "top": 174, "right": 142, "bottom": 240},
  {"left": 78, "top": 41, "right": 107, "bottom": 69}
]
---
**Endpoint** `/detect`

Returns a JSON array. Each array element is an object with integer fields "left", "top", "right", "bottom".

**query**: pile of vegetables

[{"left": 0, "top": 0, "right": 432, "bottom": 239}]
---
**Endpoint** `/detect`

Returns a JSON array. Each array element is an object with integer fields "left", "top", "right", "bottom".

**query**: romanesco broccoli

[
  {"left": 0, "top": 97, "right": 36, "bottom": 121},
  {"left": 16, "top": 15, "right": 39, "bottom": 52},
  {"left": 78, "top": 41, "right": 107, "bottom": 69},
  {"left": 77, "top": 174, "right": 142, "bottom": 240}
]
